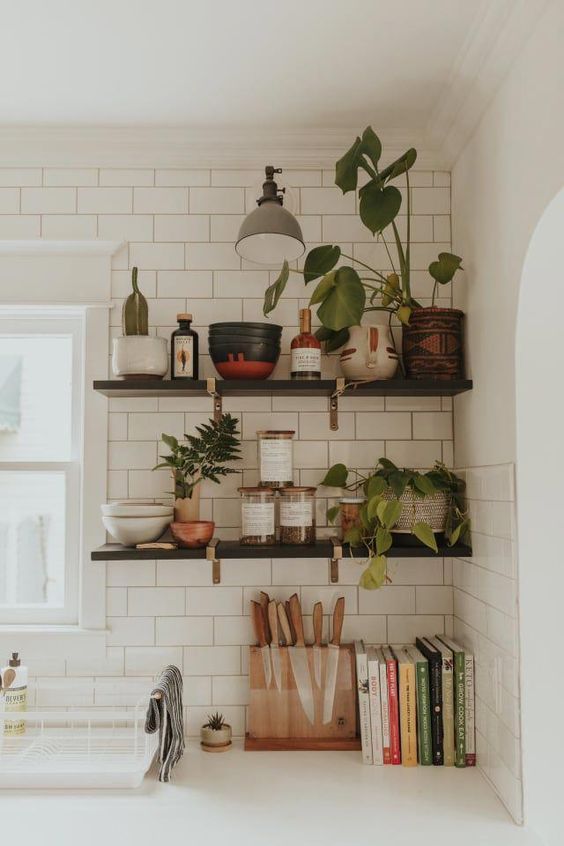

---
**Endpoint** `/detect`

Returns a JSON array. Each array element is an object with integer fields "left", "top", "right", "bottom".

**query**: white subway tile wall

[
  {"left": 452, "top": 463, "right": 522, "bottom": 822},
  {"left": 4, "top": 166, "right": 464, "bottom": 740}
]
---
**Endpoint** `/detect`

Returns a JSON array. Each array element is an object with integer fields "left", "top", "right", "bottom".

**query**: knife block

[{"left": 245, "top": 644, "right": 360, "bottom": 751}]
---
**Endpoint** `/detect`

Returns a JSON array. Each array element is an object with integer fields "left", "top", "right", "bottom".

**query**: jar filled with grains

[
  {"left": 279, "top": 486, "right": 316, "bottom": 545},
  {"left": 239, "top": 487, "right": 276, "bottom": 546},
  {"left": 257, "top": 430, "right": 295, "bottom": 488}
]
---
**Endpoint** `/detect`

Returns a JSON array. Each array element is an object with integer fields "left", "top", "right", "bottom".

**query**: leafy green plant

[
  {"left": 321, "top": 458, "right": 469, "bottom": 589},
  {"left": 263, "top": 127, "right": 463, "bottom": 351},
  {"left": 122, "top": 266, "right": 148, "bottom": 335},
  {"left": 154, "top": 413, "right": 241, "bottom": 500},
  {"left": 203, "top": 712, "right": 228, "bottom": 730}
]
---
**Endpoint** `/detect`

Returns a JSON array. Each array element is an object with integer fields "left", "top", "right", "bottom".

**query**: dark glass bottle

[{"left": 171, "top": 313, "right": 199, "bottom": 380}]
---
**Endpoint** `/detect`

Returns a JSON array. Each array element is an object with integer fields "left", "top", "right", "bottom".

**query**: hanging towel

[{"left": 145, "top": 665, "right": 185, "bottom": 782}]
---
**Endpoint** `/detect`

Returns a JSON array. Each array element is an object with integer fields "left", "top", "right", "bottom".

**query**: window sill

[{"left": 0, "top": 625, "right": 107, "bottom": 659}]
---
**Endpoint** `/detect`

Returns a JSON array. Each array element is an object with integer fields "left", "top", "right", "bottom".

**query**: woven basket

[{"left": 382, "top": 487, "right": 449, "bottom": 533}]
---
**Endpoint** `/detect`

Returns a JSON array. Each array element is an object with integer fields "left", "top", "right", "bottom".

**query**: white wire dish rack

[{"left": 0, "top": 679, "right": 158, "bottom": 789}]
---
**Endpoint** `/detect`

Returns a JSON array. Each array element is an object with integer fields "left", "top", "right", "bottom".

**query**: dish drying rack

[{"left": 0, "top": 679, "right": 159, "bottom": 789}]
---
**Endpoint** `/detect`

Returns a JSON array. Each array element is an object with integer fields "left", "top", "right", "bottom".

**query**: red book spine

[{"left": 387, "top": 658, "right": 401, "bottom": 765}]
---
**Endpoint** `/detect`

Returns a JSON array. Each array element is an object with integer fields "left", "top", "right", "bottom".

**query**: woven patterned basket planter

[
  {"left": 402, "top": 307, "right": 464, "bottom": 380},
  {"left": 382, "top": 487, "right": 449, "bottom": 533}
]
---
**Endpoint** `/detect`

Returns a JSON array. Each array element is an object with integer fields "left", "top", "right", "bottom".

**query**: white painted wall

[{"left": 452, "top": 1, "right": 564, "bottom": 840}]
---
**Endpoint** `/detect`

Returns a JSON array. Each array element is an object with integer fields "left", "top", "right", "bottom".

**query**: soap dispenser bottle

[{"left": 2, "top": 652, "right": 27, "bottom": 736}]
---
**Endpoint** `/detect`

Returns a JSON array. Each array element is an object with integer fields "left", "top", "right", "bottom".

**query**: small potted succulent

[
  {"left": 154, "top": 413, "right": 241, "bottom": 545},
  {"left": 321, "top": 458, "right": 469, "bottom": 589},
  {"left": 112, "top": 267, "right": 168, "bottom": 379},
  {"left": 200, "top": 712, "right": 232, "bottom": 752}
]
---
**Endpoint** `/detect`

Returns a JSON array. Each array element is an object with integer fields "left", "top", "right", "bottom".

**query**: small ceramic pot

[
  {"left": 174, "top": 486, "right": 200, "bottom": 522},
  {"left": 170, "top": 520, "right": 215, "bottom": 548},
  {"left": 200, "top": 724, "right": 232, "bottom": 752},
  {"left": 339, "top": 325, "right": 398, "bottom": 381},
  {"left": 112, "top": 336, "right": 168, "bottom": 380}
]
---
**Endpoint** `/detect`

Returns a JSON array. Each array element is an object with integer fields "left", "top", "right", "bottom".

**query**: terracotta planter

[
  {"left": 174, "top": 484, "right": 200, "bottom": 522},
  {"left": 402, "top": 307, "right": 464, "bottom": 380},
  {"left": 170, "top": 520, "right": 215, "bottom": 548},
  {"left": 200, "top": 724, "right": 232, "bottom": 752},
  {"left": 339, "top": 325, "right": 399, "bottom": 381}
]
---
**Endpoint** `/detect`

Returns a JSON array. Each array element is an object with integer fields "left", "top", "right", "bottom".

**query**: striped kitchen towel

[{"left": 145, "top": 665, "right": 185, "bottom": 782}]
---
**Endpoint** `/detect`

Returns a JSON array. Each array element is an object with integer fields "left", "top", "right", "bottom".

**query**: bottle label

[
  {"left": 280, "top": 500, "right": 314, "bottom": 527},
  {"left": 291, "top": 347, "right": 321, "bottom": 373},
  {"left": 259, "top": 439, "right": 293, "bottom": 484},
  {"left": 3, "top": 685, "right": 26, "bottom": 736},
  {"left": 174, "top": 337, "right": 193, "bottom": 377},
  {"left": 241, "top": 503, "right": 275, "bottom": 537}
]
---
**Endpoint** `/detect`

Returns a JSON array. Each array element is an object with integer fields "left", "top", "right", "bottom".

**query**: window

[{"left": 0, "top": 312, "right": 83, "bottom": 624}]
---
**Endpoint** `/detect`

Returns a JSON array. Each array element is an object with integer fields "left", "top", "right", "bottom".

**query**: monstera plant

[{"left": 263, "top": 127, "right": 463, "bottom": 353}]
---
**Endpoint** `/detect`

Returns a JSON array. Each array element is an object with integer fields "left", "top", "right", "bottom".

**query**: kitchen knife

[
  {"left": 312, "top": 601, "right": 323, "bottom": 688},
  {"left": 260, "top": 591, "right": 271, "bottom": 643},
  {"left": 277, "top": 602, "right": 293, "bottom": 646},
  {"left": 267, "top": 600, "right": 282, "bottom": 692},
  {"left": 322, "top": 596, "right": 345, "bottom": 724},
  {"left": 251, "top": 600, "right": 272, "bottom": 688},
  {"left": 288, "top": 593, "right": 315, "bottom": 725}
]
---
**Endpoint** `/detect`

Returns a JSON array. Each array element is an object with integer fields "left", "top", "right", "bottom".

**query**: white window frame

[{"left": 0, "top": 240, "right": 122, "bottom": 659}]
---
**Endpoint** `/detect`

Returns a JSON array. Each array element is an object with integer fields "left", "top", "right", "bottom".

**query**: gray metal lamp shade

[{"left": 236, "top": 201, "right": 305, "bottom": 264}]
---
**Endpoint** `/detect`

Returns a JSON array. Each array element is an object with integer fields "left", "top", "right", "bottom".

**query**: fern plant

[{"left": 154, "top": 413, "right": 241, "bottom": 500}]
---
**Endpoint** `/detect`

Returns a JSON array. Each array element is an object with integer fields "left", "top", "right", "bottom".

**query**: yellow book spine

[{"left": 399, "top": 661, "right": 418, "bottom": 767}]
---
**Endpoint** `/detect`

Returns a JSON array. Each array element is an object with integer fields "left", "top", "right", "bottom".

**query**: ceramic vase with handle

[{"left": 339, "top": 325, "right": 398, "bottom": 380}]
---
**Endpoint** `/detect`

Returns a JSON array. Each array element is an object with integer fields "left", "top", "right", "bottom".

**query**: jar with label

[
  {"left": 279, "top": 486, "right": 316, "bottom": 545},
  {"left": 290, "top": 308, "right": 321, "bottom": 380},
  {"left": 171, "top": 313, "right": 199, "bottom": 380},
  {"left": 339, "top": 497, "right": 366, "bottom": 540},
  {"left": 239, "top": 487, "right": 276, "bottom": 545},
  {"left": 257, "top": 430, "right": 295, "bottom": 488}
]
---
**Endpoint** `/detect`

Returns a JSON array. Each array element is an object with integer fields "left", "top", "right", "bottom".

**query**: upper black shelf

[{"left": 93, "top": 378, "right": 472, "bottom": 398}]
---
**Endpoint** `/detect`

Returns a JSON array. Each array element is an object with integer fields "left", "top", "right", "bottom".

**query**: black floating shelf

[
  {"left": 93, "top": 378, "right": 472, "bottom": 399},
  {"left": 91, "top": 539, "right": 472, "bottom": 561}
]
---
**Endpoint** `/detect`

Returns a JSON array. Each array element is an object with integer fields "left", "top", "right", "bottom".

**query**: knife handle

[
  {"left": 268, "top": 600, "right": 279, "bottom": 645},
  {"left": 288, "top": 593, "right": 306, "bottom": 647},
  {"left": 313, "top": 601, "right": 323, "bottom": 646},
  {"left": 331, "top": 596, "right": 345, "bottom": 646},
  {"left": 259, "top": 591, "right": 271, "bottom": 643},
  {"left": 251, "top": 600, "right": 268, "bottom": 647},
  {"left": 277, "top": 602, "right": 293, "bottom": 646},
  {"left": 285, "top": 600, "right": 296, "bottom": 644}
]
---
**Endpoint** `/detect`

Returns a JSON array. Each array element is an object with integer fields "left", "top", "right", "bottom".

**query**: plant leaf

[
  {"left": 319, "top": 463, "right": 349, "bottom": 488},
  {"left": 367, "top": 495, "right": 383, "bottom": 521},
  {"left": 366, "top": 476, "right": 386, "bottom": 498},
  {"left": 389, "top": 471, "right": 408, "bottom": 498},
  {"left": 428, "top": 252, "right": 463, "bottom": 285},
  {"left": 263, "top": 260, "right": 289, "bottom": 315},
  {"left": 315, "top": 326, "right": 350, "bottom": 352},
  {"left": 335, "top": 136, "right": 363, "bottom": 193},
  {"left": 344, "top": 526, "right": 362, "bottom": 546},
  {"left": 326, "top": 505, "right": 340, "bottom": 524},
  {"left": 382, "top": 499, "right": 402, "bottom": 528},
  {"left": 376, "top": 526, "right": 392, "bottom": 556},
  {"left": 359, "top": 555, "right": 387, "bottom": 590},
  {"left": 303, "top": 245, "right": 341, "bottom": 284},
  {"left": 360, "top": 126, "right": 382, "bottom": 170},
  {"left": 309, "top": 270, "right": 337, "bottom": 306},
  {"left": 412, "top": 521, "right": 438, "bottom": 552},
  {"left": 317, "top": 266, "right": 365, "bottom": 331},
  {"left": 161, "top": 433, "right": 179, "bottom": 450},
  {"left": 359, "top": 183, "right": 402, "bottom": 235},
  {"left": 397, "top": 305, "right": 412, "bottom": 325},
  {"left": 413, "top": 474, "right": 436, "bottom": 496}
]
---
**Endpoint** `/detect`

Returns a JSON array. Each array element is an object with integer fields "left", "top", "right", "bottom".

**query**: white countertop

[{"left": 2, "top": 743, "right": 540, "bottom": 846}]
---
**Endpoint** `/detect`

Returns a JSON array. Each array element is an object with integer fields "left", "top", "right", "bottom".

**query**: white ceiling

[{"left": 0, "top": 0, "right": 544, "bottom": 165}]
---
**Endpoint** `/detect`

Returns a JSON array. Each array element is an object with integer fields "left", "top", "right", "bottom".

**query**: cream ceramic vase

[
  {"left": 339, "top": 325, "right": 399, "bottom": 380},
  {"left": 174, "top": 483, "right": 200, "bottom": 522},
  {"left": 112, "top": 336, "right": 168, "bottom": 380}
]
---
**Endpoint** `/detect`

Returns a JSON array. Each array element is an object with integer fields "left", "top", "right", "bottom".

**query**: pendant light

[{"left": 235, "top": 166, "right": 305, "bottom": 264}]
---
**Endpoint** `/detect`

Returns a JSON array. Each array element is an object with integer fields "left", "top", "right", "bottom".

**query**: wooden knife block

[{"left": 246, "top": 644, "right": 360, "bottom": 751}]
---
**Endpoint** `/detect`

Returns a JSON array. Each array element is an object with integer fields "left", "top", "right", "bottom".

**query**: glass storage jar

[
  {"left": 238, "top": 487, "right": 276, "bottom": 545},
  {"left": 339, "top": 497, "right": 366, "bottom": 540},
  {"left": 257, "top": 430, "right": 295, "bottom": 488},
  {"left": 279, "top": 486, "right": 316, "bottom": 545}
]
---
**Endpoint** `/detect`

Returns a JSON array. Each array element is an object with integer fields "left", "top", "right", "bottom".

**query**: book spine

[
  {"left": 368, "top": 658, "right": 384, "bottom": 765},
  {"left": 415, "top": 661, "right": 433, "bottom": 765},
  {"left": 464, "top": 654, "right": 476, "bottom": 766},
  {"left": 399, "top": 662, "right": 417, "bottom": 767},
  {"left": 379, "top": 660, "right": 391, "bottom": 765},
  {"left": 453, "top": 651, "right": 466, "bottom": 767},
  {"left": 356, "top": 647, "right": 373, "bottom": 765},
  {"left": 442, "top": 657, "right": 455, "bottom": 766},
  {"left": 386, "top": 658, "right": 401, "bottom": 765}
]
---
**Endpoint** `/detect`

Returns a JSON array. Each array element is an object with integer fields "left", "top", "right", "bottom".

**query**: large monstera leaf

[
  {"left": 311, "top": 266, "right": 365, "bottom": 332},
  {"left": 303, "top": 245, "right": 341, "bottom": 284},
  {"left": 359, "top": 183, "right": 403, "bottom": 235}
]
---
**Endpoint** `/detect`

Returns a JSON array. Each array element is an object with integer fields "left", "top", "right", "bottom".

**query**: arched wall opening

[{"left": 516, "top": 187, "right": 564, "bottom": 845}]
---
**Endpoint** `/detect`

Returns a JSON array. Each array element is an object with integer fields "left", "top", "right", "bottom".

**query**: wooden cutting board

[{"left": 246, "top": 644, "right": 358, "bottom": 749}]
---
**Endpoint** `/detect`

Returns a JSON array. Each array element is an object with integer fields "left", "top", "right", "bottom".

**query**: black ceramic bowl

[{"left": 209, "top": 342, "right": 281, "bottom": 364}]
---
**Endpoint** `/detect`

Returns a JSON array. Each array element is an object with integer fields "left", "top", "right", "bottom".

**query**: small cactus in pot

[
  {"left": 112, "top": 267, "right": 168, "bottom": 379},
  {"left": 122, "top": 267, "right": 148, "bottom": 335},
  {"left": 200, "top": 711, "right": 232, "bottom": 752}
]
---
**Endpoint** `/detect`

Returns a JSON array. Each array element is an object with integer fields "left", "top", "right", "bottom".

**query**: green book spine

[
  {"left": 453, "top": 650, "right": 466, "bottom": 767},
  {"left": 415, "top": 661, "right": 433, "bottom": 765}
]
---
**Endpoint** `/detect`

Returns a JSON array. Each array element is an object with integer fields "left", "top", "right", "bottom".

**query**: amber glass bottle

[
  {"left": 171, "top": 313, "right": 199, "bottom": 380},
  {"left": 290, "top": 308, "right": 321, "bottom": 380}
]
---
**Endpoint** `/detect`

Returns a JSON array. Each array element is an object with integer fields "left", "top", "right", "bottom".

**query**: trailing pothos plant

[
  {"left": 321, "top": 458, "right": 470, "bottom": 589},
  {"left": 263, "top": 126, "right": 463, "bottom": 351}
]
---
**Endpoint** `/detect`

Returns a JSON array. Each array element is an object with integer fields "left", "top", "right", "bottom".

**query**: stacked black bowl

[{"left": 208, "top": 322, "right": 282, "bottom": 379}]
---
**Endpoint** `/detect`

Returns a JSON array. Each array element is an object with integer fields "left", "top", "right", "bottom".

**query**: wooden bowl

[{"left": 170, "top": 521, "right": 215, "bottom": 548}]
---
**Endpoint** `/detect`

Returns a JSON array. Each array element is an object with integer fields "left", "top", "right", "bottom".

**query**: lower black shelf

[{"left": 91, "top": 539, "right": 472, "bottom": 561}]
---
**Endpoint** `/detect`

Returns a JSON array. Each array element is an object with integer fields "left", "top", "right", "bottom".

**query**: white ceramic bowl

[
  {"left": 101, "top": 503, "right": 174, "bottom": 518},
  {"left": 102, "top": 514, "right": 171, "bottom": 546},
  {"left": 112, "top": 336, "right": 168, "bottom": 379}
]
